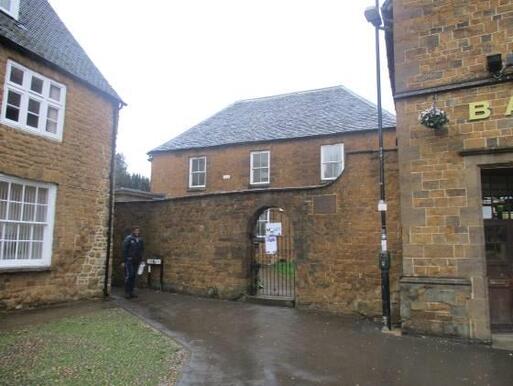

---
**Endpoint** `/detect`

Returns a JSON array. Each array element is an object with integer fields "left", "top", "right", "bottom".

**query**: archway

[{"left": 249, "top": 207, "right": 295, "bottom": 300}]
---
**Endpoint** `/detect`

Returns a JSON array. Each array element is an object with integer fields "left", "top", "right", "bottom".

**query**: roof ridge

[
  {"left": 338, "top": 85, "right": 396, "bottom": 117},
  {"left": 235, "top": 85, "right": 344, "bottom": 104}
]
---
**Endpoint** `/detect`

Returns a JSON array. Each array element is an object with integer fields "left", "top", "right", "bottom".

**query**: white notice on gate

[
  {"left": 265, "top": 235, "right": 278, "bottom": 255},
  {"left": 265, "top": 222, "right": 282, "bottom": 236}
]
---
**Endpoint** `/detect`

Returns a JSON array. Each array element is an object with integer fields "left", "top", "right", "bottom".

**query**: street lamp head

[{"left": 364, "top": 6, "right": 382, "bottom": 27}]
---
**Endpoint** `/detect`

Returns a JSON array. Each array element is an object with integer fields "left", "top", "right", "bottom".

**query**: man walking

[{"left": 122, "top": 226, "right": 144, "bottom": 299}]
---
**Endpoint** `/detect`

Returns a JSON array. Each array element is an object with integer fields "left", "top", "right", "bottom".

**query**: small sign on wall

[
  {"left": 265, "top": 222, "right": 282, "bottom": 236},
  {"left": 482, "top": 206, "right": 492, "bottom": 219},
  {"left": 265, "top": 235, "right": 278, "bottom": 254}
]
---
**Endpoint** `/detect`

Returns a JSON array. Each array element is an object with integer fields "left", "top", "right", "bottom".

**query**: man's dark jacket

[{"left": 122, "top": 234, "right": 144, "bottom": 260}]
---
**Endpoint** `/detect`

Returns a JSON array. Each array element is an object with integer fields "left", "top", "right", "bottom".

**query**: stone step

[
  {"left": 245, "top": 295, "right": 295, "bottom": 308},
  {"left": 492, "top": 334, "right": 513, "bottom": 351}
]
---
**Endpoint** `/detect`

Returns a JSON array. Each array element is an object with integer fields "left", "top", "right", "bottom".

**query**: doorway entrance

[
  {"left": 482, "top": 168, "right": 513, "bottom": 332},
  {"left": 249, "top": 208, "right": 295, "bottom": 300}
]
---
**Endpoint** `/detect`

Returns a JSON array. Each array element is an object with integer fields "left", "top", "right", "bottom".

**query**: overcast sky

[{"left": 48, "top": 0, "right": 394, "bottom": 177}]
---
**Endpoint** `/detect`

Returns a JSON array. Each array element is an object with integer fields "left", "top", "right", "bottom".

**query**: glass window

[
  {"left": 2, "top": 61, "right": 66, "bottom": 140},
  {"left": 321, "top": 144, "right": 344, "bottom": 180},
  {"left": 250, "top": 151, "right": 270, "bottom": 185},
  {"left": 189, "top": 157, "right": 207, "bottom": 188},
  {"left": 0, "top": 175, "right": 56, "bottom": 269},
  {"left": 256, "top": 209, "right": 270, "bottom": 238},
  {"left": 0, "top": 0, "right": 19, "bottom": 20}
]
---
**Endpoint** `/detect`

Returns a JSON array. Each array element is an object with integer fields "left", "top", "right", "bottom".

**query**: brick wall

[
  {"left": 115, "top": 146, "right": 402, "bottom": 317},
  {"left": 0, "top": 45, "right": 116, "bottom": 309},
  {"left": 393, "top": 0, "right": 513, "bottom": 340},
  {"left": 150, "top": 130, "right": 397, "bottom": 197}
]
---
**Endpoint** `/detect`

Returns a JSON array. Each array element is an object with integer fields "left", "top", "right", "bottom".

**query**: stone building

[
  {"left": 384, "top": 0, "right": 513, "bottom": 341},
  {"left": 115, "top": 86, "right": 403, "bottom": 317},
  {"left": 0, "top": 0, "right": 123, "bottom": 309}
]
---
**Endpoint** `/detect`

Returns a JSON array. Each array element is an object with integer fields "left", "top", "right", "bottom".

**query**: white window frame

[
  {"left": 188, "top": 156, "right": 207, "bottom": 188},
  {"left": 1, "top": 60, "right": 67, "bottom": 142},
  {"left": 0, "top": 174, "right": 57, "bottom": 269},
  {"left": 320, "top": 143, "right": 345, "bottom": 181},
  {"left": 256, "top": 209, "right": 271, "bottom": 238},
  {"left": 0, "top": 0, "right": 20, "bottom": 20},
  {"left": 250, "top": 150, "right": 270, "bottom": 185}
]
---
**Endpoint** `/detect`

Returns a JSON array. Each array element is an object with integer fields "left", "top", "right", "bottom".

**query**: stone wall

[
  {"left": 115, "top": 148, "right": 402, "bottom": 317},
  {"left": 392, "top": 0, "right": 513, "bottom": 341},
  {"left": 0, "top": 45, "right": 116, "bottom": 309},
  {"left": 150, "top": 130, "right": 397, "bottom": 197}
]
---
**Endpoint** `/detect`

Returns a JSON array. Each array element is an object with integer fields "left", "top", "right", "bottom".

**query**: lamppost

[{"left": 364, "top": 0, "right": 391, "bottom": 331}]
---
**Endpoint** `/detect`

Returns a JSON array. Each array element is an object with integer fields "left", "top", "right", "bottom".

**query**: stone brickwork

[
  {"left": 115, "top": 145, "right": 402, "bottom": 317},
  {"left": 151, "top": 130, "right": 397, "bottom": 197},
  {"left": 0, "top": 45, "right": 116, "bottom": 309},
  {"left": 392, "top": 0, "right": 513, "bottom": 341}
]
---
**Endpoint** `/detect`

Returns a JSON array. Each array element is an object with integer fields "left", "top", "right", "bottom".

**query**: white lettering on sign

[
  {"left": 265, "top": 222, "right": 282, "bottom": 236},
  {"left": 147, "top": 258, "right": 162, "bottom": 265}
]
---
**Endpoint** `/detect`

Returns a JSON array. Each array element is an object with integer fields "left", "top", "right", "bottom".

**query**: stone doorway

[
  {"left": 481, "top": 168, "right": 513, "bottom": 332},
  {"left": 249, "top": 208, "right": 295, "bottom": 300}
]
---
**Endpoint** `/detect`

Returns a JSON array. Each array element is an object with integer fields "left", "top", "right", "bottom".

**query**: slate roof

[
  {"left": 150, "top": 86, "right": 396, "bottom": 154},
  {"left": 0, "top": 0, "right": 122, "bottom": 102}
]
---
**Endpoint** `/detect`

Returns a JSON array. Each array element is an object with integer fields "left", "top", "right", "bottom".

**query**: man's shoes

[{"left": 125, "top": 293, "right": 138, "bottom": 299}]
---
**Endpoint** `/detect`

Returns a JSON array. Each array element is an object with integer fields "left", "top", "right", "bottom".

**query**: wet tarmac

[{"left": 115, "top": 289, "right": 513, "bottom": 386}]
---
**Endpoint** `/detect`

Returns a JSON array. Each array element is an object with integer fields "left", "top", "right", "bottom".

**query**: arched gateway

[{"left": 249, "top": 207, "right": 295, "bottom": 300}]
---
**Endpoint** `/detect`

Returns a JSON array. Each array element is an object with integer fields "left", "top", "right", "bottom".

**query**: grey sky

[{"left": 48, "top": 0, "right": 394, "bottom": 177}]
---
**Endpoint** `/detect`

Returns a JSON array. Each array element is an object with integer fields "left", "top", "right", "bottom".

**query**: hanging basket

[{"left": 418, "top": 104, "right": 449, "bottom": 130}]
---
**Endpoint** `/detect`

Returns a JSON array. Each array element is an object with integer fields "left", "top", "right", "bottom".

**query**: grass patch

[
  {"left": 274, "top": 260, "right": 295, "bottom": 277},
  {"left": 0, "top": 308, "right": 184, "bottom": 385}
]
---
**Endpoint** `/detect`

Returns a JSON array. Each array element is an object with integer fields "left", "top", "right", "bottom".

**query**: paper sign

[
  {"left": 482, "top": 206, "right": 492, "bottom": 220},
  {"left": 265, "top": 235, "right": 278, "bottom": 255},
  {"left": 265, "top": 222, "right": 282, "bottom": 236}
]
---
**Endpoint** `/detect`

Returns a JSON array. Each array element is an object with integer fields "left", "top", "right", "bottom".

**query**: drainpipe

[{"left": 103, "top": 101, "right": 122, "bottom": 297}]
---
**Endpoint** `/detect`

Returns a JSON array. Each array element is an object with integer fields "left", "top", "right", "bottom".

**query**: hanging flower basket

[{"left": 418, "top": 105, "right": 449, "bottom": 130}]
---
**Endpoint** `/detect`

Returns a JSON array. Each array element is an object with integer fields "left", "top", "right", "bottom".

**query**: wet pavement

[{"left": 114, "top": 289, "right": 513, "bottom": 386}]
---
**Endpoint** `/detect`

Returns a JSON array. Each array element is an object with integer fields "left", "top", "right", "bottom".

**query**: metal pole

[{"left": 374, "top": 0, "right": 391, "bottom": 331}]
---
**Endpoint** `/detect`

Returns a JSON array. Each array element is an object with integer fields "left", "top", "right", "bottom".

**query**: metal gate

[{"left": 249, "top": 208, "right": 295, "bottom": 299}]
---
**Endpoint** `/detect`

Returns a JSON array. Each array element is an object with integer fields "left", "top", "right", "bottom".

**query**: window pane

[
  {"left": 32, "top": 241, "right": 42, "bottom": 259},
  {"left": 35, "top": 205, "right": 47, "bottom": 222},
  {"left": 6, "top": 106, "right": 19, "bottom": 121},
  {"left": 9, "top": 65, "right": 23, "bottom": 85},
  {"left": 17, "top": 242, "right": 30, "bottom": 259},
  {"left": 24, "top": 186, "right": 36, "bottom": 203},
  {"left": 49, "top": 85, "right": 61, "bottom": 101},
  {"left": 252, "top": 153, "right": 261, "bottom": 168},
  {"left": 33, "top": 224, "right": 44, "bottom": 241},
  {"left": 10, "top": 184, "right": 22, "bottom": 201},
  {"left": 192, "top": 158, "right": 204, "bottom": 173},
  {"left": 47, "top": 106, "right": 58, "bottom": 121},
  {"left": 260, "top": 153, "right": 269, "bottom": 168},
  {"left": 37, "top": 188, "right": 48, "bottom": 204},
  {"left": 3, "top": 241, "right": 16, "bottom": 260},
  {"left": 0, "top": 181, "right": 8, "bottom": 200},
  {"left": 46, "top": 120, "right": 57, "bottom": 134},
  {"left": 323, "top": 145, "right": 341, "bottom": 162},
  {"left": 19, "top": 224, "right": 31, "bottom": 240},
  {"left": 31, "top": 76, "right": 44, "bottom": 94},
  {"left": 27, "top": 114, "right": 39, "bottom": 128},
  {"left": 253, "top": 169, "right": 261, "bottom": 183},
  {"left": 260, "top": 168, "right": 269, "bottom": 182},
  {"left": 4, "top": 223, "right": 17, "bottom": 240},
  {"left": 28, "top": 99, "right": 40, "bottom": 114},
  {"left": 8, "top": 202, "right": 21, "bottom": 220},
  {"left": 197, "top": 173, "right": 205, "bottom": 186},
  {"left": 7, "top": 91, "right": 21, "bottom": 107},
  {"left": 0, "top": 201, "right": 6, "bottom": 220},
  {"left": 22, "top": 203, "right": 35, "bottom": 221}
]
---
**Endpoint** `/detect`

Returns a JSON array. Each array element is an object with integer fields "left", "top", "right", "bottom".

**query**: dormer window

[
  {"left": 0, "top": 0, "right": 20, "bottom": 20},
  {"left": 1, "top": 60, "right": 67, "bottom": 141}
]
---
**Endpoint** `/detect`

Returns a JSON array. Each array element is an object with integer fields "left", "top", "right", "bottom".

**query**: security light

[
  {"left": 364, "top": 6, "right": 382, "bottom": 27},
  {"left": 486, "top": 53, "right": 503, "bottom": 75}
]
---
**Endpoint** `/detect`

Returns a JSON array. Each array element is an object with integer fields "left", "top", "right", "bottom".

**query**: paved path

[{"left": 115, "top": 289, "right": 513, "bottom": 386}]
